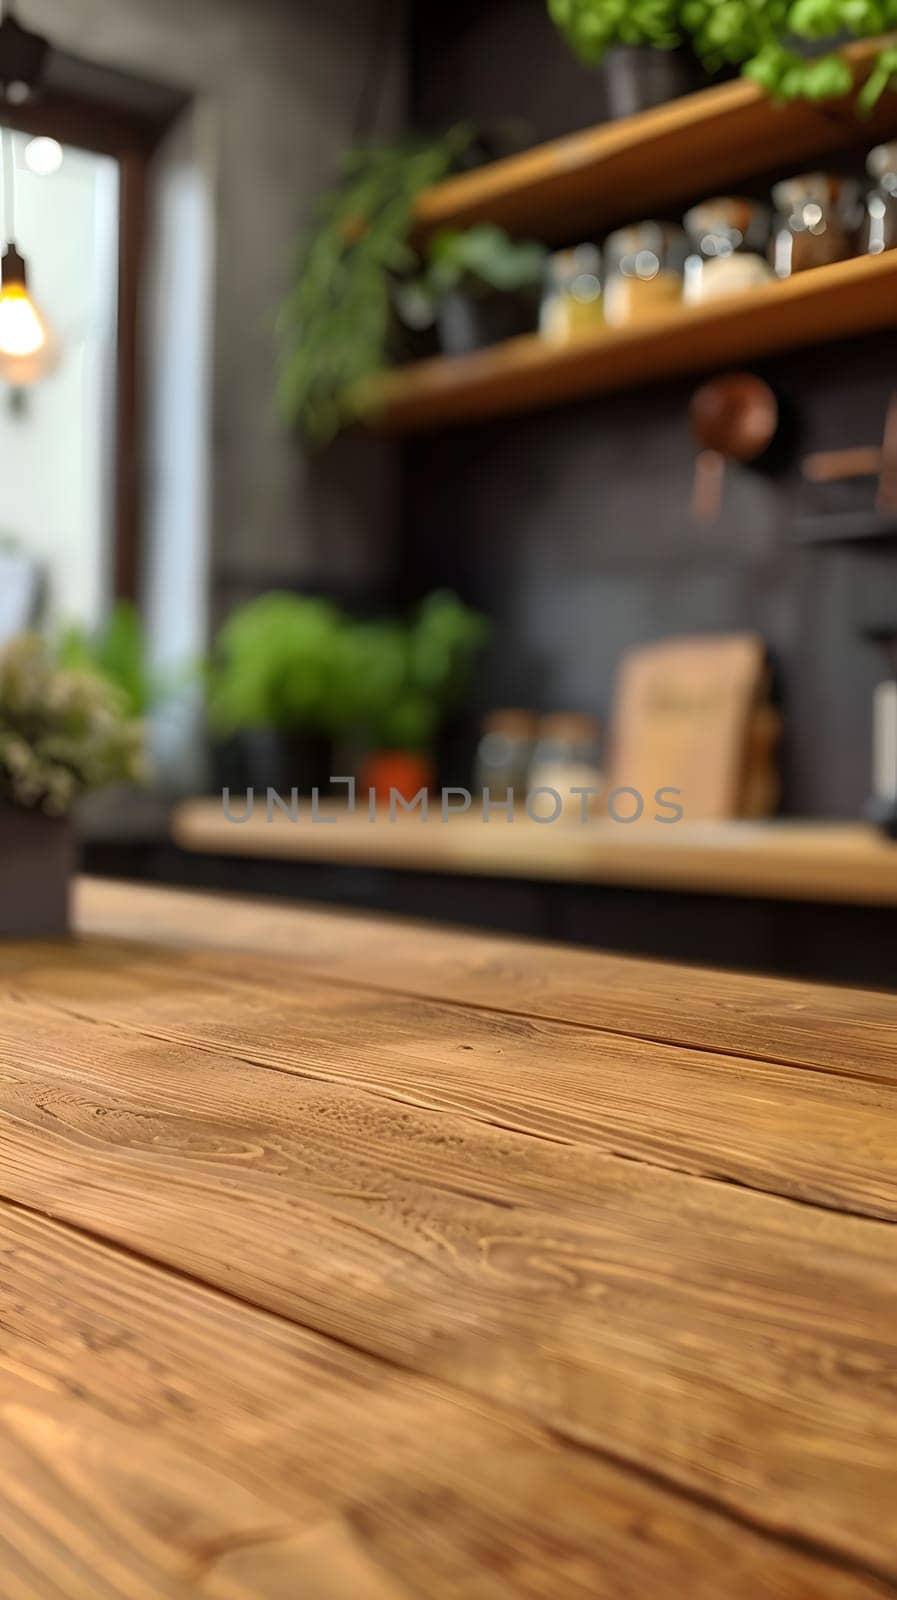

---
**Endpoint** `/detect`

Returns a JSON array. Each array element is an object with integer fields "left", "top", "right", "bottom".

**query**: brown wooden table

[{"left": 1, "top": 877, "right": 896, "bottom": 1597}]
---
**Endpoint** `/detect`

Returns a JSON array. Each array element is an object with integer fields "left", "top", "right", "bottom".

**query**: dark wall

[
  {"left": 411, "top": 0, "right": 613, "bottom": 141},
  {"left": 406, "top": 0, "right": 897, "bottom": 818}
]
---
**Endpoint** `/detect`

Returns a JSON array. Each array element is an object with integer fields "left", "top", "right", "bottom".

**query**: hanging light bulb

[
  {"left": 0, "top": 124, "right": 57, "bottom": 384},
  {"left": 0, "top": 239, "right": 55, "bottom": 380}
]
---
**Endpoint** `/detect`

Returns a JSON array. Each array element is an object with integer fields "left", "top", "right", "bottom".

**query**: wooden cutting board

[{"left": 608, "top": 633, "right": 773, "bottom": 821}]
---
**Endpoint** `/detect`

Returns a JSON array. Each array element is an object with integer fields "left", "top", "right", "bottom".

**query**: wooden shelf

[
  {"left": 172, "top": 802, "right": 897, "bottom": 907},
  {"left": 414, "top": 39, "right": 897, "bottom": 243},
  {"left": 370, "top": 251, "right": 897, "bottom": 433}
]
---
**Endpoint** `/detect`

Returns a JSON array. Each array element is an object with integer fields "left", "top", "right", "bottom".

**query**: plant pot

[
  {"left": 603, "top": 46, "right": 704, "bottom": 120},
  {"left": 0, "top": 807, "right": 74, "bottom": 938},
  {"left": 437, "top": 290, "right": 538, "bottom": 357},
  {"left": 360, "top": 750, "right": 435, "bottom": 804},
  {"left": 237, "top": 729, "right": 332, "bottom": 795}
]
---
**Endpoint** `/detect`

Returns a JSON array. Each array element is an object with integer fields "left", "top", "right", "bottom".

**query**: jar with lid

[
  {"left": 861, "top": 143, "right": 897, "bottom": 256},
  {"left": 683, "top": 197, "right": 773, "bottom": 304},
  {"left": 527, "top": 713, "right": 603, "bottom": 820},
  {"left": 770, "top": 174, "right": 860, "bottom": 277},
  {"left": 603, "top": 223, "right": 687, "bottom": 326},
  {"left": 540, "top": 244, "right": 603, "bottom": 341},
  {"left": 475, "top": 710, "right": 539, "bottom": 803}
]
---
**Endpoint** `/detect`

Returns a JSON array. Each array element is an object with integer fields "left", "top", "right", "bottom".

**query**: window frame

[{"left": 3, "top": 76, "right": 184, "bottom": 600}]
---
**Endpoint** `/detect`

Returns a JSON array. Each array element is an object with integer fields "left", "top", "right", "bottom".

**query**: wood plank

[
  {"left": 0, "top": 1398, "right": 299, "bottom": 1600},
  {"left": 75, "top": 879, "right": 897, "bottom": 1081},
  {"left": 173, "top": 800, "right": 897, "bottom": 908},
  {"left": 368, "top": 254, "right": 897, "bottom": 432},
  {"left": 6, "top": 939, "right": 897, "bottom": 1219},
  {"left": 0, "top": 983, "right": 895, "bottom": 1576},
  {"left": 3, "top": 1207, "right": 887, "bottom": 1600},
  {"left": 413, "top": 40, "right": 897, "bottom": 242}
]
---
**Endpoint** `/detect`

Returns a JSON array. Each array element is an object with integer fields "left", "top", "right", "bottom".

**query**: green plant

[
  {"left": 395, "top": 225, "right": 547, "bottom": 330},
  {"left": 57, "top": 601, "right": 182, "bottom": 719},
  {"left": 277, "top": 128, "right": 471, "bottom": 445},
  {"left": 550, "top": 0, "right": 680, "bottom": 56},
  {"left": 548, "top": 0, "right": 897, "bottom": 105},
  {"left": 206, "top": 590, "right": 490, "bottom": 755},
  {"left": 0, "top": 633, "right": 145, "bottom": 816},
  {"left": 207, "top": 594, "right": 356, "bottom": 736},
  {"left": 348, "top": 590, "right": 491, "bottom": 752}
]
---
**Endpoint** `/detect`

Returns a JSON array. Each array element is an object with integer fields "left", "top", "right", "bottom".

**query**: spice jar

[
  {"left": 770, "top": 174, "right": 860, "bottom": 277},
  {"left": 683, "top": 197, "right": 773, "bottom": 304},
  {"left": 861, "top": 143, "right": 897, "bottom": 256},
  {"left": 540, "top": 244, "right": 603, "bottom": 341},
  {"left": 603, "top": 223, "right": 687, "bottom": 326},
  {"left": 475, "top": 710, "right": 539, "bottom": 802},
  {"left": 527, "top": 713, "right": 603, "bottom": 820}
]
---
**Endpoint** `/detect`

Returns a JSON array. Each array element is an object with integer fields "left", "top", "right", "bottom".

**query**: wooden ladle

[{"left": 689, "top": 373, "right": 779, "bottom": 523}]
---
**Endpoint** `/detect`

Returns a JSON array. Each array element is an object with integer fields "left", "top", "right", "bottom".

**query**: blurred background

[{"left": 4, "top": 0, "right": 897, "bottom": 985}]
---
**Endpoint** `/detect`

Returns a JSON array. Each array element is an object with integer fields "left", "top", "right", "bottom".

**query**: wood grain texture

[
  {"left": 0, "top": 973, "right": 896, "bottom": 1577},
  {"left": 75, "top": 878, "right": 897, "bottom": 1080},
  {"left": 0, "top": 1396, "right": 298, "bottom": 1600},
  {"left": 4, "top": 882, "right": 897, "bottom": 1594},
  {"left": 6, "top": 1205, "right": 890, "bottom": 1600},
  {"left": 4, "top": 937, "right": 897, "bottom": 1219},
  {"left": 171, "top": 802, "right": 897, "bottom": 908}
]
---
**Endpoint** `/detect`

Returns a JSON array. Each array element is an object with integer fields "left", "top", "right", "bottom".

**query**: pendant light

[{"left": 0, "top": 120, "right": 57, "bottom": 384}]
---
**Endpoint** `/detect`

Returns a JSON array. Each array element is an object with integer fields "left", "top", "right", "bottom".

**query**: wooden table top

[
  {"left": 2, "top": 876, "right": 896, "bottom": 1598},
  {"left": 173, "top": 799, "right": 897, "bottom": 906}
]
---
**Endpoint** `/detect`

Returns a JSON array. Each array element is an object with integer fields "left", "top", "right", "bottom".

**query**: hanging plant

[
  {"left": 548, "top": 0, "right": 897, "bottom": 106},
  {"left": 277, "top": 126, "right": 471, "bottom": 446}
]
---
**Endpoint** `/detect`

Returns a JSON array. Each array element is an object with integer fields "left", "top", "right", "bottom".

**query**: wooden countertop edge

[{"left": 170, "top": 801, "right": 897, "bottom": 908}]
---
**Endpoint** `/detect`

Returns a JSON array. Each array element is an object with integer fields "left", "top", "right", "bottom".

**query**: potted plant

[
  {"left": 207, "top": 590, "right": 489, "bottom": 801},
  {"left": 352, "top": 591, "right": 490, "bottom": 800},
  {"left": 0, "top": 633, "right": 144, "bottom": 937},
  {"left": 397, "top": 224, "right": 547, "bottom": 356},
  {"left": 549, "top": 0, "right": 897, "bottom": 111},
  {"left": 547, "top": 0, "right": 704, "bottom": 116},
  {"left": 207, "top": 593, "right": 358, "bottom": 792},
  {"left": 277, "top": 127, "right": 471, "bottom": 444}
]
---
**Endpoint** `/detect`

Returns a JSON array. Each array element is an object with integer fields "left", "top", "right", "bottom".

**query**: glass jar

[
  {"left": 475, "top": 710, "right": 539, "bottom": 802},
  {"left": 770, "top": 174, "right": 860, "bottom": 277},
  {"left": 603, "top": 223, "right": 687, "bottom": 326},
  {"left": 527, "top": 713, "right": 603, "bottom": 820},
  {"left": 540, "top": 244, "right": 603, "bottom": 341},
  {"left": 861, "top": 143, "right": 897, "bottom": 256},
  {"left": 683, "top": 197, "right": 773, "bottom": 304}
]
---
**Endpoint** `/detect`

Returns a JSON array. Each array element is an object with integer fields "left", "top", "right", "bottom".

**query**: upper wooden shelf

[
  {"left": 370, "top": 250, "right": 897, "bottom": 432},
  {"left": 413, "top": 39, "right": 897, "bottom": 244}
]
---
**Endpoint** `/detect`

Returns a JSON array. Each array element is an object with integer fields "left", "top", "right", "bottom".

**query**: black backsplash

[{"left": 404, "top": 0, "right": 897, "bottom": 818}]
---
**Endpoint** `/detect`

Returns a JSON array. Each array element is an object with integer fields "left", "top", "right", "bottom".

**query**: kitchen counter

[
  {"left": 1, "top": 876, "right": 895, "bottom": 1596},
  {"left": 173, "top": 799, "right": 897, "bottom": 906}
]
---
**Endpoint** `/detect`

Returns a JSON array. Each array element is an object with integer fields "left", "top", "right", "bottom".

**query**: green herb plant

[
  {"left": 207, "top": 590, "right": 489, "bottom": 756},
  {"left": 0, "top": 634, "right": 145, "bottom": 816},
  {"left": 395, "top": 224, "right": 547, "bottom": 331},
  {"left": 207, "top": 594, "right": 355, "bottom": 737},
  {"left": 277, "top": 128, "right": 471, "bottom": 445},
  {"left": 349, "top": 590, "right": 491, "bottom": 752},
  {"left": 549, "top": 0, "right": 897, "bottom": 106}
]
